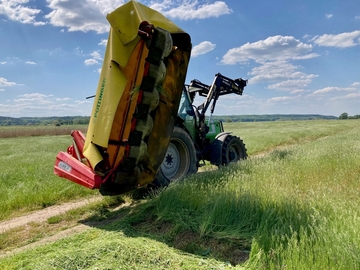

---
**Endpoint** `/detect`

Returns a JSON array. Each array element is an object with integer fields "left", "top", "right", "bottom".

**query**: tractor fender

[{"left": 208, "top": 132, "right": 232, "bottom": 166}]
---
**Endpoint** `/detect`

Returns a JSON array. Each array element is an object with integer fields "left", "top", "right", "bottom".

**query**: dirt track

[
  {"left": 0, "top": 197, "right": 101, "bottom": 234},
  {"left": 0, "top": 197, "right": 106, "bottom": 258}
]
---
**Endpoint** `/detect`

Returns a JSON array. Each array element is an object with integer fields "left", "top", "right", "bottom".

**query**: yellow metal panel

[
  {"left": 107, "top": 0, "right": 185, "bottom": 45},
  {"left": 83, "top": 0, "right": 191, "bottom": 185}
]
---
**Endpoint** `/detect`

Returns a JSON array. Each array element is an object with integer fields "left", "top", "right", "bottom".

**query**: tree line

[
  {"left": 214, "top": 114, "right": 338, "bottom": 122},
  {"left": 0, "top": 116, "right": 90, "bottom": 126},
  {"left": 1, "top": 113, "right": 352, "bottom": 126},
  {"left": 338, "top": 113, "right": 360, "bottom": 120}
]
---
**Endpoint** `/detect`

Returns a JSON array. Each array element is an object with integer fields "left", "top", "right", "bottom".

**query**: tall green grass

[
  {"left": 146, "top": 121, "right": 360, "bottom": 269},
  {"left": 0, "top": 120, "right": 359, "bottom": 269},
  {"left": 225, "top": 120, "right": 358, "bottom": 155},
  {"left": 0, "top": 135, "right": 97, "bottom": 220},
  {"left": 0, "top": 125, "right": 87, "bottom": 138},
  {"left": 0, "top": 120, "right": 350, "bottom": 222}
]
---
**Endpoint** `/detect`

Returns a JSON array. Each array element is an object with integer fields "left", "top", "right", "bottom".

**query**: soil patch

[{"left": 0, "top": 197, "right": 101, "bottom": 233}]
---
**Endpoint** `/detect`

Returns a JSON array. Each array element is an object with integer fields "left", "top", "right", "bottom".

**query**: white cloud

[
  {"left": 221, "top": 35, "right": 317, "bottom": 65},
  {"left": 0, "top": 93, "right": 92, "bottom": 117},
  {"left": 91, "top": 51, "right": 102, "bottom": 60},
  {"left": 84, "top": 59, "right": 99, "bottom": 65},
  {"left": 14, "top": 93, "right": 88, "bottom": 106},
  {"left": 0, "top": 61, "right": 6, "bottom": 64},
  {"left": 0, "top": 0, "right": 46, "bottom": 25},
  {"left": 221, "top": 36, "right": 320, "bottom": 92},
  {"left": 44, "top": 0, "right": 126, "bottom": 33},
  {"left": 73, "top": 47, "right": 84, "bottom": 56},
  {"left": 0, "top": 77, "right": 17, "bottom": 87},
  {"left": 98, "top": 39, "right": 108, "bottom": 46},
  {"left": 151, "top": 1, "right": 232, "bottom": 20},
  {"left": 84, "top": 50, "right": 103, "bottom": 66},
  {"left": 325, "top": 14, "right": 333, "bottom": 19},
  {"left": 26, "top": 61, "right": 36, "bottom": 65},
  {"left": 291, "top": 53, "right": 320, "bottom": 60},
  {"left": 267, "top": 79, "right": 314, "bottom": 92},
  {"left": 266, "top": 96, "right": 296, "bottom": 103},
  {"left": 290, "top": 89, "right": 306, "bottom": 95},
  {"left": 14, "top": 93, "right": 52, "bottom": 104},
  {"left": 355, "top": 15, "right": 360, "bottom": 20},
  {"left": 1, "top": 1, "right": 232, "bottom": 33},
  {"left": 191, "top": 41, "right": 216, "bottom": 57},
  {"left": 331, "top": 92, "right": 360, "bottom": 100},
  {"left": 56, "top": 97, "right": 72, "bottom": 101},
  {"left": 0, "top": 89, "right": 5, "bottom": 92},
  {"left": 313, "top": 30, "right": 360, "bottom": 48},
  {"left": 310, "top": 86, "right": 355, "bottom": 96},
  {"left": 248, "top": 61, "right": 318, "bottom": 86}
]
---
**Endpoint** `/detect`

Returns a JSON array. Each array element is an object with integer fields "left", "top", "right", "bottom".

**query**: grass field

[
  {"left": 0, "top": 134, "right": 96, "bottom": 221},
  {"left": 0, "top": 120, "right": 359, "bottom": 269},
  {"left": 0, "top": 125, "right": 87, "bottom": 138}
]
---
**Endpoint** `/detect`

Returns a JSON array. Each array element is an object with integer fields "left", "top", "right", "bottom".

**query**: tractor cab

[
  {"left": 177, "top": 73, "right": 247, "bottom": 149},
  {"left": 177, "top": 87, "right": 198, "bottom": 140}
]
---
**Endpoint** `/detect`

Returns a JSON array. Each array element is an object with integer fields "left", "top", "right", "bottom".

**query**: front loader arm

[{"left": 188, "top": 73, "right": 247, "bottom": 117}]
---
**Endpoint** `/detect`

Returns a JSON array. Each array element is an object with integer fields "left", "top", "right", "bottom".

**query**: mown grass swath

[{"left": 0, "top": 120, "right": 359, "bottom": 269}]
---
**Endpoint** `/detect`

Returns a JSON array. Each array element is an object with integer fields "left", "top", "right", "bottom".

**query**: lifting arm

[{"left": 188, "top": 73, "right": 247, "bottom": 118}]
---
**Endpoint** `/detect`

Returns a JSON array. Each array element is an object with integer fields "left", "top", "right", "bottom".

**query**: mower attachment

[{"left": 54, "top": 1, "right": 191, "bottom": 195}]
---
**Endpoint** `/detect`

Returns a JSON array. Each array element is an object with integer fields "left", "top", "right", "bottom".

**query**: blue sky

[{"left": 0, "top": 0, "right": 359, "bottom": 117}]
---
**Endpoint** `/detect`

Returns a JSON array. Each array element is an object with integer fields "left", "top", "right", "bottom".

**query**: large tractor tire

[
  {"left": 153, "top": 127, "right": 198, "bottom": 187},
  {"left": 222, "top": 135, "right": 247, "bottom": 165}
]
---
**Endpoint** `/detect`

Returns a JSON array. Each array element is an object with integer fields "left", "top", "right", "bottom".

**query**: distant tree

[
  {"left": 73, "top": 117, "right": 89, "bottom": 125},
  {"left": 53, "top": 120, "right": 61, "bottom": 126},
  {"left": 339, "top": 112, "right": 348, "bottom": 120}
]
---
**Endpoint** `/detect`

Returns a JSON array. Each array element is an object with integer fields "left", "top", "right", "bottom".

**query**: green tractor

[
  {"left": 154, "top": 73, "right": 248, "bottom": 186},
  {"left": 54, "top": 2, "right": 248, "bottom": 196}
]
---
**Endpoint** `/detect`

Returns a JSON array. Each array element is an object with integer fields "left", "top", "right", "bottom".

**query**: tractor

[
  {"left": 53, "top": 1, "right": 247, "bottom": 195},
  {"left": 154, "top": 73, "right": 247, "bottom": 187}
]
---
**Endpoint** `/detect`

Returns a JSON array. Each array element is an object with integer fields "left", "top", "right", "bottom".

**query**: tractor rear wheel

[
  {"left": 153, "top": 127, "right": 197, "bottom": 187},
  {"left": 222, "top": 135, "right": 247, "bottom": 165}
]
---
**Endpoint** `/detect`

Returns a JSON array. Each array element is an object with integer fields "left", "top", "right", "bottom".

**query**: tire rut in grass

[
  {"left": 0, "top": 197, "right": 102, "bottom": 233},
  {"left": 0, "top": 198, "right": 132, "bottom": 258}
]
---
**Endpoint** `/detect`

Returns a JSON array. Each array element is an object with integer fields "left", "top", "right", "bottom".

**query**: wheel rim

[
  {"left": 160, "top": 140, "right": 190, "bottom": 181},
  {"left": 228, "top": 144, "right": 241, "bottom": 162}
]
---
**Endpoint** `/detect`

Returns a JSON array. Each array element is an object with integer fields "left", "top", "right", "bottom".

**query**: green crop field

[
  {"left": 0, "top": 120, "right": 359, "bottom": 269},
  {"left": 0, "top": 125, "right": 87, "bottom": 138},
  {"left": 0, "top": 134, "right": 97, "bottom": 221}
]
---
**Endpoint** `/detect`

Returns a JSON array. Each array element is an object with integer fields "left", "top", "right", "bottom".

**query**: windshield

[{"left": 178, "top": 87, "right": 194, "bottom": 120}]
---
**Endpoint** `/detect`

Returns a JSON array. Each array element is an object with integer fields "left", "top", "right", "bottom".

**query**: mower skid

[{"left": 54, "top": 151, "right": 102, "bottom": 189}]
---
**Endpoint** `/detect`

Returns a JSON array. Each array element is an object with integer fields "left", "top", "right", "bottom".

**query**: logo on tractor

[{"left": 94, "top": 78, "right": 106, "bottom": 119}]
